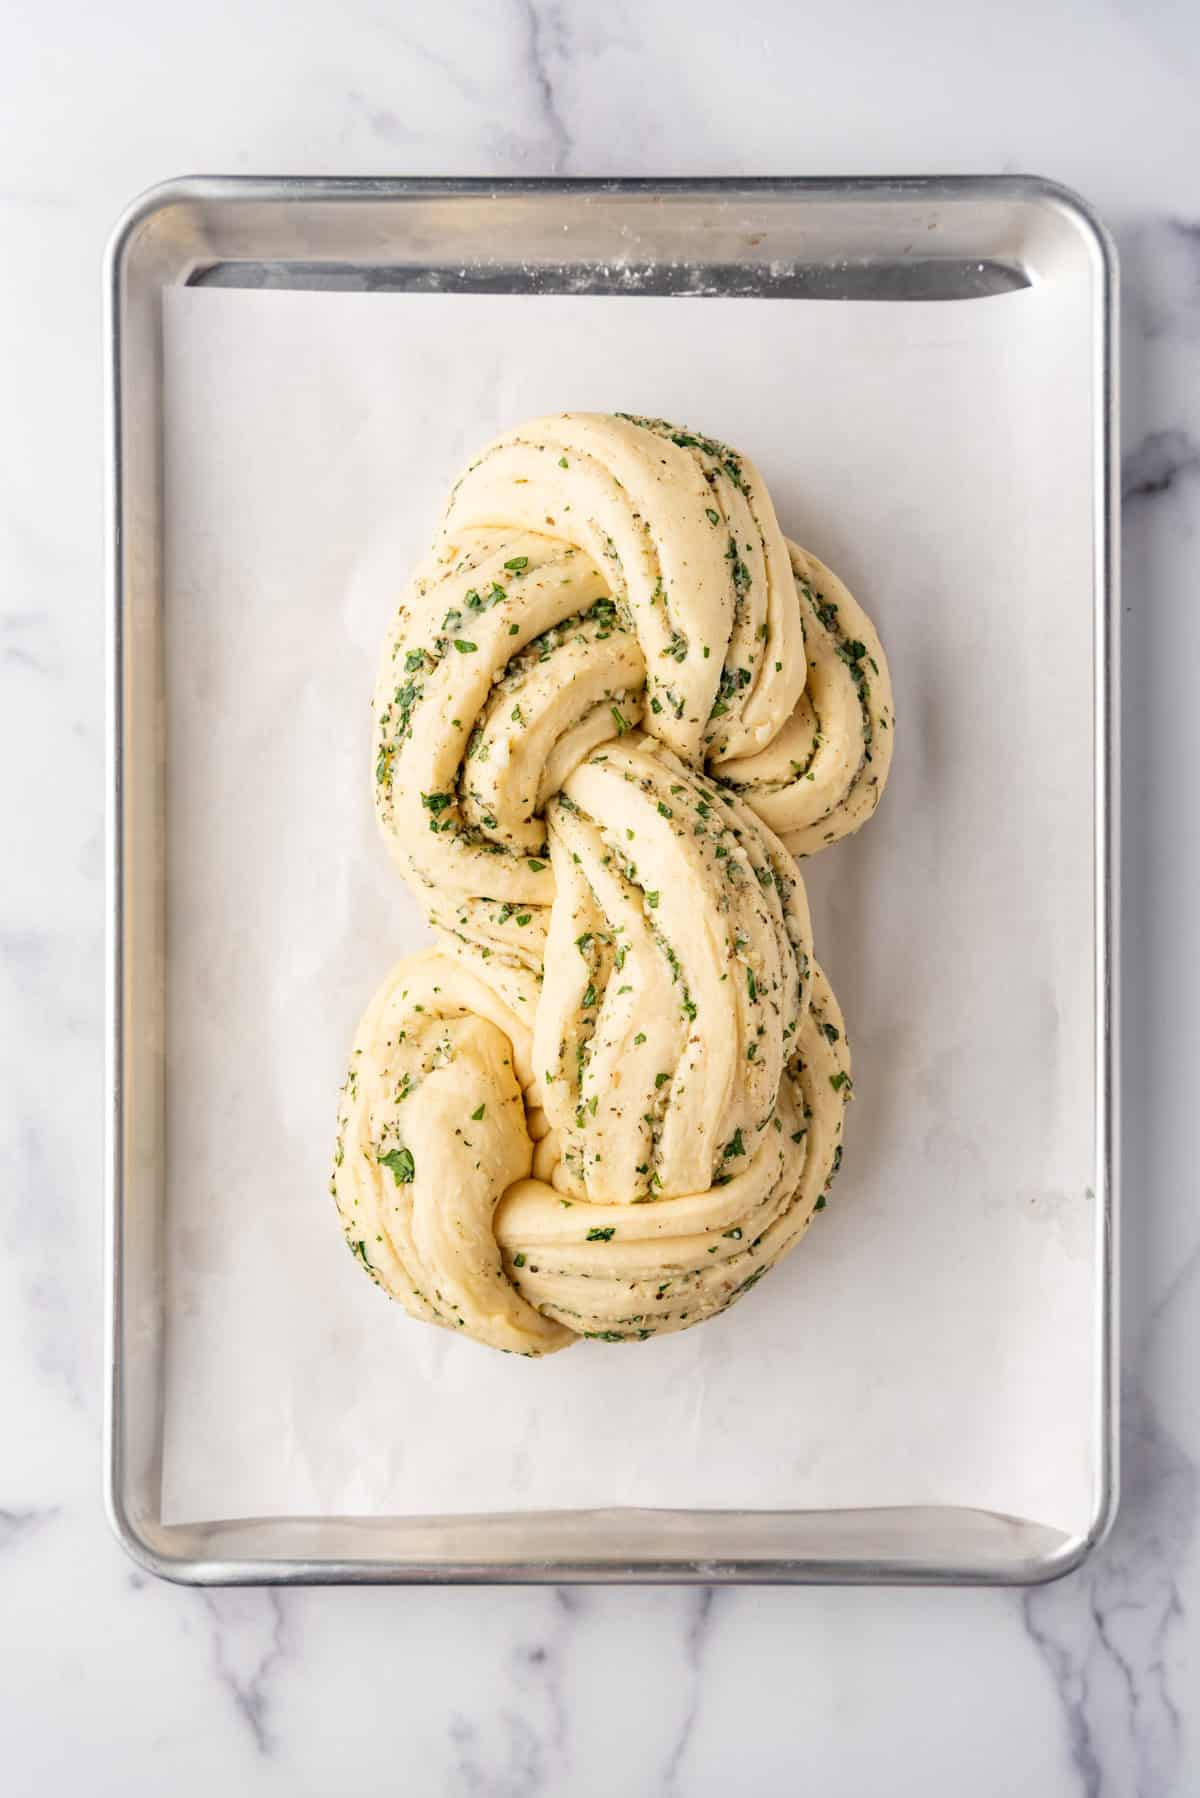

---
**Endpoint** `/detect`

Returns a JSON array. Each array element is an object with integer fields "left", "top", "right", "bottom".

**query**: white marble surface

[{"left": 1, "top": 0, "right": 1198, "bottom": 1791}]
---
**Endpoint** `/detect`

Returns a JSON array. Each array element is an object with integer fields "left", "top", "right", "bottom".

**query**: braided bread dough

[{"left": 333, "top": 414, "right": 893, "bottom": 1355}]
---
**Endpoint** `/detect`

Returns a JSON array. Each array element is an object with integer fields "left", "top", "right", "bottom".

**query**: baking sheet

[{"left": 160, "top": 282, "right": 1096, "bottom": 1531}]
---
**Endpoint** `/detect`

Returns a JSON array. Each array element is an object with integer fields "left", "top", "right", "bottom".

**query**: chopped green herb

[{"left": 378, "top": 1146, "right": 415, "bottom": 1185}]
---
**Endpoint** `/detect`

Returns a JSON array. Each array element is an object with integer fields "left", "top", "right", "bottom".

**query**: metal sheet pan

[{"left": 105, "top": 176, "right": 1118, "bottom": 1585}]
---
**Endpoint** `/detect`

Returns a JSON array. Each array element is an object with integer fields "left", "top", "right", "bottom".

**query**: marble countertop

[{"left": 2, "top": 1, "right": 1198, "bottom": 1791}]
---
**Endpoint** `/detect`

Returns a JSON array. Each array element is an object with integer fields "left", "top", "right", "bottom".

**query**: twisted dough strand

[{"left": 333, "top": 414, "right": 892, "bottom": 1354}]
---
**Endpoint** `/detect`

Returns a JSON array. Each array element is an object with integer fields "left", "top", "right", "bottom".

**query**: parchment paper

[{"left": 160, "top": 279, "right": 1097, "bottom": 1532}]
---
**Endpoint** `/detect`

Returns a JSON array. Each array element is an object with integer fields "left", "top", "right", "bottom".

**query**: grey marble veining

[
  {"left": 1024, "top": 1383, "right": 1197, "bottom": 1797},
  {"left": 1122, "top": 429, "right": 1200, "bottom": 501},
  {"left": 2, "top": 1, "right": 1199, "bottom": 1793},
  {"left": 200, "top": 1591, "right": 295, "bottom": 1758}
]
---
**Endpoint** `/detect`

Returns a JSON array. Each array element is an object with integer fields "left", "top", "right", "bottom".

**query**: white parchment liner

[{"left": 160, "top": 284, "right": 1096, "bottom": 1531}]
